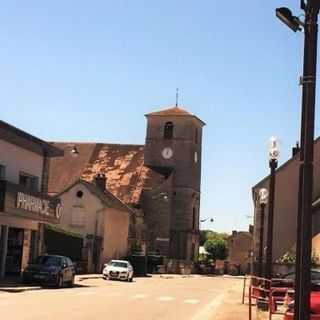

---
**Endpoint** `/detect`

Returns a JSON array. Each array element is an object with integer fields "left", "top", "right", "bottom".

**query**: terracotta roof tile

[
  {"left": 146, "top": 106, "right": 192, "bottom": 116},
  {"left": 48, "top": 143, "right": 97, "bottom": 194},
  {"left": 48, "top": 142, "right": 164, "bottom": 205},
  {"left": 145, "top": 106, "right": 206, "bottom": 126}
]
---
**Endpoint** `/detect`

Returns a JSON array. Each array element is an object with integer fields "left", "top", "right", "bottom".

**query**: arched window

[{"left": 164, "top": 122, "right": 173, "bottom": 139}]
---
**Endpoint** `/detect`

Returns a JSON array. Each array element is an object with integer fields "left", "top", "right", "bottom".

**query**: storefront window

[{"left": 5, "top": 228, "right": 24, "bottom": 275}]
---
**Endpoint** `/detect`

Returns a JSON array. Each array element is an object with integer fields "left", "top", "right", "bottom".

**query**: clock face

[{"left": 162, "top": 147, "right": 173, "bottom": 159}]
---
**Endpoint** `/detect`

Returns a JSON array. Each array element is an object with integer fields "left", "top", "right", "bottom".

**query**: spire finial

[{"left": 175, "top": 88, "right": 179, "bottom": 107}]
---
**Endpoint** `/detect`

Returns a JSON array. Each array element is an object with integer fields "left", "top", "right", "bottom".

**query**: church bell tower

[{"left": 144, "top": 106, "right": 205, "bottom": 261}]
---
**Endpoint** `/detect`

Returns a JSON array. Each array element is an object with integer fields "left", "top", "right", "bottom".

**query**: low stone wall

[
  {"left": 166, "top": 259, "right": 194, "bottom": 274},
  {"left": 273, "top": 263, "right": 294, "bottom": 276}
]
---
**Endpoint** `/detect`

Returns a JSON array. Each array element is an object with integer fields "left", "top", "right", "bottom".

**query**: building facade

[
  {"left": 252, "top": 139, "right": 320, "bottom": 272},
  {"left": 55, "top": 177, "right": 131, "bottom": 273},
  {"left": 143, "top": 107, "right": 205, "bottom": 260},
  {"left": 0, "top": 121, "right": 63, "bottom": 277},
  {"left": 48, "top": 106, "right": 205, "bottom": 264},
  {"left": 226, "top": 229, "right": 253, "bottom": 275}
]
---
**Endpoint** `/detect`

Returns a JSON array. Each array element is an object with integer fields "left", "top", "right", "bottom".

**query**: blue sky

[{"left": 1, "top": 1, "right": 317, "bottom": 233}]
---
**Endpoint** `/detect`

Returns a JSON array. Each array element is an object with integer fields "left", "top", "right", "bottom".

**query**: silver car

[{"left": 102, "top": 260, "right": 134, "bottom": 282}]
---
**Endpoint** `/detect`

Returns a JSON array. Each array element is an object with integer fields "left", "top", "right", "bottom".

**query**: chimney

[
  {"left": 249, "top": 225, "right": 254, "bottom": 235},
  {"left": 292, "top": 141, "right": 300, "bottom": 157},
  {"left": 232, "top": 230, "right": 237, "bottom": 237},
  {"left": 94, "top": 173, "right": 106, "bottom": 191}
]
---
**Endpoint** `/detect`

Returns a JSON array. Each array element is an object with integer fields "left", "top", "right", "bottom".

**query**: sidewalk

[
  {"left": 0, "top": 276, "right": 41, "bottom": 293},
  {"left": 211, "top": 279, "right": 248, "bottom": 320},
  {"left": 76, "top": 274, "right": 103, "bottom": 281},
  {"left": 210, "top": 277, "right": 284, "bottom": 320},
  {"left": 0, "top": 274, "right": 98, "bottom": 292}
]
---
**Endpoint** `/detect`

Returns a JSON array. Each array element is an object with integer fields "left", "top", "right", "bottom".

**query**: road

[{"left": 0, "top": 275, "right": 245, "bottom": 320}]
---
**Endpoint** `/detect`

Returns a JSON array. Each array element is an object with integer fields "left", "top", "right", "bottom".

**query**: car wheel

[
  {"left": 129, "top": 276, "right": 133, "bottom": 282},
  {"left": 68, "top": 275, "right": 75, "bottom": 288},
  {"left": 56, "top": 275, "right": 63, "bottom": 288}
]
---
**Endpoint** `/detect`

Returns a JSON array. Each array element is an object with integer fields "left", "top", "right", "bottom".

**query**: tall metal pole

[
  {"left": 294, "top": 164, "right": 304, "bottom": 319},
  {"left": 265, "top": 159, "right": 277, "bottom": 280},
  {"left": 258, "top": 203, "right": 266, "bottom": 277},
  {"left": 294, "top": 2, "right": 319, "bottom": 319}
]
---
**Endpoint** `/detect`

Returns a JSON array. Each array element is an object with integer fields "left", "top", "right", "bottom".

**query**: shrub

[{"left": 204, "top": 238, "right": 229, "bottom": 261}]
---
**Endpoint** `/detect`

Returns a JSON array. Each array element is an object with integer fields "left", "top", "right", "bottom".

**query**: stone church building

[{"left": 48, "top": 106, "right": 205, "bottom": 263}]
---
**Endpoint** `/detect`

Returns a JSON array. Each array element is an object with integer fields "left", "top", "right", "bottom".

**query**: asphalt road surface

[{"left": 0, "top": 275, "right": 243, "bottom": 320}]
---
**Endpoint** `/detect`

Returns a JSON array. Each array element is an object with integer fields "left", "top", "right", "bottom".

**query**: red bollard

[{"left": 283, "top": 312, "right": 293, "bottom": 320}]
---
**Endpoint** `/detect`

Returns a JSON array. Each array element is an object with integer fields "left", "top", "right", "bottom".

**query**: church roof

[
  {"left": 48, "top": 142, "right": 165, "bottom": 205},
  {"left": 145, "top": 106, "right": 205, "bottom": 126},
  {"left": 146, "top": 106, "right": 192, "bottom": 117}
]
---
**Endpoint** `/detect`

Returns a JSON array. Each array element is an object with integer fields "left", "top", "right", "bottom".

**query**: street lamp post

[
  {"left": 265, "top": 137, "right": 280, "bottom": 280},
  {"left": 276, "top": 2, "right": 320, "bottom": 319},
  {"left": 258, "top": 188, "right": 268, "bottom": 277}
]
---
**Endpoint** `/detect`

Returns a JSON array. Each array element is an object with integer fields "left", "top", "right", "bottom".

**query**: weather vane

[{"left": 175, "top": 88, "right": 179, "bottom": 107}]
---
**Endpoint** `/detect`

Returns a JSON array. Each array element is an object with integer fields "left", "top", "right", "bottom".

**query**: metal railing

[{"left": 243, "top": 275, "right": 291, "bottom": 320}]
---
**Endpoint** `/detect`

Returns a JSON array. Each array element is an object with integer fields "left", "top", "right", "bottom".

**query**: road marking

[
  {"left": 184, "top": 299, "right": 200, "bottom": 304},
  {"left": 131, "top": 294, "right": 149, "bottom": 300},
  {"left": 157, "top": 296, "right": 175, "bottom": 302},
  {"left": 191, "top": 293, "right": 225, "bottom": 320}
]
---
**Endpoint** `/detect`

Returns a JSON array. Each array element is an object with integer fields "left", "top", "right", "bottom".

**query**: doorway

[{"left": 5, "top": 228, "right": 24, "bottom": 275}]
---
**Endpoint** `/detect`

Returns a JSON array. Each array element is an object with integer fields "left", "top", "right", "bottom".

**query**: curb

[
  {"left": 0, "top": 286, "right": 42, "bottom": 293},
  {"left": 222, "top": 275, "right": 245, "bottom": 280},
  {"left": 77, "top": 275, "right": 103, "bottom": 281},
  {"left": 158, "top": 274, "right": 196, "bottom": 279}
]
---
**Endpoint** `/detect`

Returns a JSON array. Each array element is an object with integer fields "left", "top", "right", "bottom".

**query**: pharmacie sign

[
  {"left": 16, "top": 192, "right": 50, "bottom": 216},
  {"left": 0, "top": 181, "right": 62, "bottom": 223}
]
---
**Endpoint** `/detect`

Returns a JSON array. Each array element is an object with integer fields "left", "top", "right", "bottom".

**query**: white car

[{"left": 102, "top": 260, "right": 134, "bottom": 282}]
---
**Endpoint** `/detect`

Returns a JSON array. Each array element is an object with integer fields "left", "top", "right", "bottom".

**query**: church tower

[{"left": 144, "top": 106, "right": 205, "bottom": 261}]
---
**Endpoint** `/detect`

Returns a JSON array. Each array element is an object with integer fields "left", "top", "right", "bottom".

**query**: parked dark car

[
  {"left": 272, "top": 269, "right": 320, "bottom": 291},
  {"left": 22, "top": 255, "right": 75, "bottom": 288}
]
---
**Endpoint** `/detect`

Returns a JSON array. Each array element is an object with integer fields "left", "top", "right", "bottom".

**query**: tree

[
  {"left": 204, "top": 238, "right": 229, "bottom": 261},
  {"left": 200, "top": 230, "right": 229, "bottom": 246}
]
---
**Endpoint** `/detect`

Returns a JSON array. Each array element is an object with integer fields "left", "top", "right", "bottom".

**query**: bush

[{"left": 276, "top": 250, "right": 320, "bottom": 265}]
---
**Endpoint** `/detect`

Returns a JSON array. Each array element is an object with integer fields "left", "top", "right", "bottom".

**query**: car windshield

[
  {"left": 35, "top": 256, "right": 63, "bottom": 267},
  {"left": 110, "top": 262, "right": 128, "bottom": 268}
]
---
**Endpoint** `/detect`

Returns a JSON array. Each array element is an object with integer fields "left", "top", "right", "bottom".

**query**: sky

[{"left": 0, "top": 1, "right": 318, "bottom": 233}]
